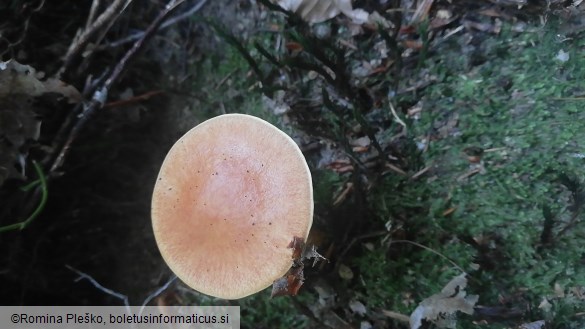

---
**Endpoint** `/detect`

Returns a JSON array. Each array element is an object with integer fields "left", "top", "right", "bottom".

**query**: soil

[{"left": 0, "top": 0, "right": 257, "bottom": 305}]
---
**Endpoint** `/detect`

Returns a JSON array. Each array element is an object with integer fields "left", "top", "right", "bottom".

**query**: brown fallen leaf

[
  {"left": 288, "top": 236, "right": 305, "bottom": 262},
  {"left": 271, "top": 265, "right": 304, "bottom": 298},
  {"left": 0, "top": 59, "right": 81, "bottom": 103},
  {"left": 272, "top": 0, "right": 369, "bottom": 24},
  {"left": 271, "top": 236, "right": 328, "bottom": 297},
  {"left": 409, "top": 273, "right": 478, "bottom": 329}
]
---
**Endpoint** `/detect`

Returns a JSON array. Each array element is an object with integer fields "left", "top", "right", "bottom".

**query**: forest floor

[{"left": 0, "top": 1, "right": 584, "bottom": 328}]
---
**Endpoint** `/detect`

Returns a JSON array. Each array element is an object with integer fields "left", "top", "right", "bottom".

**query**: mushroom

[{"left": 151, "top": 113, "right": 313, "bottom": 299}]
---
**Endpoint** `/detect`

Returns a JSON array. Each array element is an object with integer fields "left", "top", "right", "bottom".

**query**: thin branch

[
  {"left": 50, "top": 0, "right": 187, "bottom": 173},
  {"left": 86, "top": 0, "right": 102, "bottom": 30},
  {"left": 66, "top": 265, "right": 131, "bottom": 310},
  {"left": 67, "top": 265, "right": 177, "bottom": 313},
  {"left": 139, "top": 275, "right": 177, "bottom": 312},
  {"left": 61, "top": 0, "right": 133, "bottom": 76},
  {"left": 388, "top": 99, "right": 407, "bottom": 130},
  {"left": 389, "top": 240, "right": 466, "bottom": 274},
  {"left": 102, "top": 0, "right": 209, "bottom": 49}
]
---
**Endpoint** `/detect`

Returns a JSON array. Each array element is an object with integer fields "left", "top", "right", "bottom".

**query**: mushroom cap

[{"left": 152, "top": 114, "right": 313, "bottom": 299}]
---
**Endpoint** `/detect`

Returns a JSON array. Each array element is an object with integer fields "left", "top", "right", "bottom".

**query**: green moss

[
  {"left": 333, "top": 18, "right": 585, "bottom": 327},
  {"left": 239, "top": 290, "right": 312, "bottom": 329},
  {"left": 392, "top": 18, "right": 585, "bottom": 325},
  {"left": 187, "top": 16, "right": 585, "bottom": 327}
]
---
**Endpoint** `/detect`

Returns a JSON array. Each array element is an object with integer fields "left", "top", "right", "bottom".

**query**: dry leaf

[
  {"left": 338, "top": 264, "right": 354, "bottom": 280},
  {"left": 409, "top": 273, "right": 478, "bottom": 329},
  {"left": 519, "top": 320, "right": 545, "bottom": 329},
  {"left": 537, "top": 298, "right": 552, "bottom": 312},
  {"left": 0, "top": 96, "right": 41, "bottom": 186},
  {"left": 273, "top": 0, "right": 370, "bottom": 24},
  {"left": 555, "top": 49, "right": 570, "bottom": 62},
  {"left": 271, "top": 265, "right": 304, "bottom": 297},
  {"left": 0, "top": 59, "right": 81, "bottom": 103},
  {"left": 350, "top": 136, "right": 371, "bottom": 148},
  {"left": 349, "top": 300, "right": 367, "bottom": 316}
]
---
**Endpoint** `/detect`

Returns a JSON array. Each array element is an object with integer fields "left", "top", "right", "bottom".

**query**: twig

[
  {"left": 484, "top": 147, "right": 507, "bottom": 153},
  {"left": 411, "top": 165, "right": 431, "bottom": 180},
  {"left": 0, "top": 0, "right": 45, "bottom": 58},
  {"left": 410, "top": 0, "right": 434, "bottom": 24},
  {"left": 50, "top": 0, "right": 187, "bottom": 173},
  {"left": 388, "top": 100, "right": 407, "bottom": 130},
  {"left": 381, "top": 309, "right": 410, "bottom": 323},
  {"left": 86, "top": 0, "right": 102, "bottom": 30},
  {"left": 66, "top": 265, "right": 131, "bottom": 310},
  {"left": 67, "top": 265, "right": 177, "bottom": 312},
  {"left": 389, "top": 239, "right": 466, "bottom": 274},
  {"left": 441, "top": 25, "right": 464, "bottom": 41},
  {"left": 103, "top": 90, "right": 164, "bottom": 109},
  {"left": 456, "top": 167, "right": 481, "bottom": 181},
  {"left": 101, "top": 0, "right": 209, "bottom": 49},
  {"left": 139, "top": 275, "right": 178, "bottom": 312},
  {"left": 556, "top": 209, "right": 582, "bottom": 238},
  {"left": 385, "top": 162, "right": 408, "bottom": 176},
  {"left": 336, "top": 230, "right": 389, "bottom": 268},
  {"left": 215, "top": 69, "right": 237, "bottom": 90},
  {"left": 61, "top": 0, "right": 133, "bottom": 76}
]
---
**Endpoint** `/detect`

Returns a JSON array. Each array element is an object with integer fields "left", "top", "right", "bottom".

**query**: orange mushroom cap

[{"left": 151, "top": 114, "right": 313, "bottom": 299}]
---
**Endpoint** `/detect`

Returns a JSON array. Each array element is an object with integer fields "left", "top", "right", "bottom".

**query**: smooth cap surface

[{"left": 152, "top": 114, "right": 313, "bottom": 299}]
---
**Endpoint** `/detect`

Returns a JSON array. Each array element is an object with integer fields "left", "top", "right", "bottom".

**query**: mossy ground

[
  {"left": 2, "top": 2, "right": 582, "bottom": 328},
  {"left": 184, "top": 16, "right": 585, "bottom": 329}
]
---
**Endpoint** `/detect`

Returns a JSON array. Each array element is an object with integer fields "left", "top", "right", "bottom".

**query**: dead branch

[
  {"left": 101, "top": 0, "right": 209, "bottom": 50},
  {"left": 50, "top": 0, "right": 187, "bottom": 173},
  {"left": 61, "top": 0, "right": 133, "bottom": 76}
]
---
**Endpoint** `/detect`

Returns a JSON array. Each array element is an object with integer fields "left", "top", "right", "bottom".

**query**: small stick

[
  {"left": 103, "top": 90, "right": 164, "bottom": 109},
  {"left": 102, "top": 0, "right": 209, "bottom": 49},
  {"left": 139, "top": 275, "right": 177, "bottom": 312},
  {"left": 86, "top": 0, "right": 102, "bottom": 29},
  {"left": 66, "top": 265, "right": 177, "bottom": 313},
  {"left": 388, "top": 100, "right": 407, "bottom": 130},
  {"left": 51, "top": 0, "right": 186, "bottom": 173},
  {"left": 61, "top": 0, "right": 133, "bottom": 75},
  {"left": 411, "top": 165, "right": 431, "bottom": 180},
  {"left": 66, "top": 265, "right": 130, "bottom": 309},
  {"left": 381, "top": 309, "right": 410, "bottom": 323}
]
